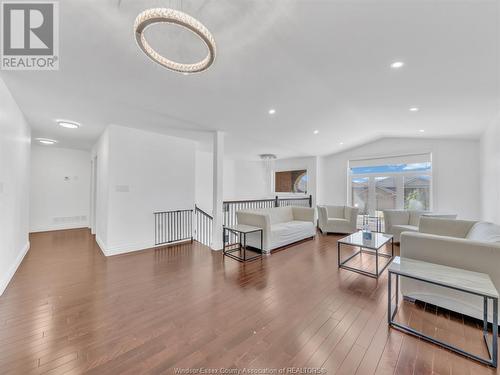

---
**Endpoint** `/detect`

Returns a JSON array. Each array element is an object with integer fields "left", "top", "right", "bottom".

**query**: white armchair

[
  {"left": 317, "top": 205, "right": 359, "bottom": 234},
  {"left": 401, "top": 217, "right": 500, "bottom": 325},
  {"left": 383, "top": 210, "right": 457, "bottom": 242}
]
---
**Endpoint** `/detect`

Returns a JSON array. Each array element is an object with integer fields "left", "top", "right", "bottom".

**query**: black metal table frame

[
  {"left": 388, "top": 270, "right": 498, "bottom": 367},
  {"left": 223, "top": 227, "right": 263, "bottom": 262},
  {"left": 337, "top": 236, "right": 394, "bottom": 278}
]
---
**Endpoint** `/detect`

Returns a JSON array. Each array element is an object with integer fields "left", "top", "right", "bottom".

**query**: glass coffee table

[{"left": 337, "top": 231, "right": 394, "bottom": 278}]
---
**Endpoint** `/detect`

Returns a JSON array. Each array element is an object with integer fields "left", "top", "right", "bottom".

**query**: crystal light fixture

[{"left": 134, "top": 8, "right": 216, "bottom": 74}]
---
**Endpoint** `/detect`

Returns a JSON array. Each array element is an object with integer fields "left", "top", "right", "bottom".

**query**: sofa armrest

[
  {"left": 292, "top": 207, "right": 315, "bottom": 223},
  {"left": 383, "top": 210, "right": 410, "bottom": 234},
  {"left": 236, "top": 211, "right": 272, "bottom": 250},
  {"left": 317, "top": 206, "right": 327, "bottom": 228},
  {"left": 345, "top": 207, "right": 359, "bottom": 228},
  {"left": 400, "top": 232, "right": 500, "bottom": 277}
]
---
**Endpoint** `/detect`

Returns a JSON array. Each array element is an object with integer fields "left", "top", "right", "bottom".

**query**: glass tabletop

[{"left": 338, "top": 231, "right": 393, "bottom": 250}]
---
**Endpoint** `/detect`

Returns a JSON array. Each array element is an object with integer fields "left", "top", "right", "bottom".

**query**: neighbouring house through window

[
  {"left": 349, "top": 153, "right": 432, "bottom": 215},
  {"left": 275, "top": 169, "right": 307, "bottom": 193}
]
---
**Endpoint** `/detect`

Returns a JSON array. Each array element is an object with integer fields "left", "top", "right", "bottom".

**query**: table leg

[
  {"left": 493, "top": 299, "right": 498, "bottom": 367},
  {"left": 376, "top": 247, "right": 379, "bottom": 276},
  {"left": 388, "top": 271, "right": 392, "bottom": 324},
  {"left": 484, "top": 297, "right": 489, "bottom": 335},
  {"left": 337, "top": 242, "right": 341, "bottom": 267},
  {"left": 243, "top": 233, "right": 246, "bottom": 261}
]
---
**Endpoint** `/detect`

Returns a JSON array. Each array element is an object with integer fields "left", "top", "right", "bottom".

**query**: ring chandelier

[{"left": 134, "top": 8, "right": 216, "bottom": 74}]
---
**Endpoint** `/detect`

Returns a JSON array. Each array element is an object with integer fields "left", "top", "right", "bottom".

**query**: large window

[
  {"left": 275, "top": 170, "right": 307, "bottom": 193},
  {"left": 349, "top": 154, "right": 432, "bottom": 215}
]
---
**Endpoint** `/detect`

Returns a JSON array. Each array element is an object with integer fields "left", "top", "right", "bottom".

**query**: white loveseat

[
  {"left": 317, "top": 205, "right": 359, "bottom": 234},
  {"left": 383, "top": 210, "right": 457, "bottom": 242},
  {"left": 400, "top": 217, "right": 500, "bottom": 325},
  {"left": 236, "top": 206, "right": 316, "bottom": 253}
]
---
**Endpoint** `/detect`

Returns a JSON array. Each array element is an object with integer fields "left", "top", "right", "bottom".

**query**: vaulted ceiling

[{"left": 1, "top": 0, "right": 499, "bottom": 159}]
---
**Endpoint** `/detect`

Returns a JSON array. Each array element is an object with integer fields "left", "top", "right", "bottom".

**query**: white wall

[
  {"left": 30, "top": 146, "right": 91, "bottom": 232},
  {"left": 194, "top": 151, "right": 317, "bottom": 213},
  {"left": 195, "top": 150, "right": 268, "bottom": 213},
  {"left": 480, "top": 121, "right": 500, "bottom": 224},
  {"left": 319, "top": 137, "right": 481, "bottom": 220},
  {"left": 93, "top": 125, "right": 196, "bottom": 256},
  {"left": 0, "top": 78, "right": 31, "bottom": 295}
]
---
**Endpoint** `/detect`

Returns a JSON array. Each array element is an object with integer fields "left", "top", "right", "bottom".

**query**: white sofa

[
  {"left": 236, "top": 206, "right": 315, "bottom": 253},
  {"left": 317, "top": 205, "right": 359, "bottom": 234},
  {"left": 383, "top": 210, "right": 457, "bottom": 242},
  {"left": 401, "top": 217, "right": 500, "bottom": 325}
]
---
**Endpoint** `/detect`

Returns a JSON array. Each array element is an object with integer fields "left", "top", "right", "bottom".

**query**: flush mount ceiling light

[
  {"left": 313, "top": 130, "right": 319, "bottom": 135},
  {"left": 134, "top": 8, "right": 216, "bottom": 74},
  {"left": 57, "top": 120, "right": 80, "bottom": 129},
  {"left": 259, "top": 154, "right": 277, "bottom": 160},
  {"left": 390, "top": 61, "right": 405, "bottom": 69},
  {"left": 36, "top": 138, "right": 58, "bottom": 145},
  {"left": 268, "top": 109, "right": 276, "bottom": 115},
  {"left": 409, "top": 107, "right": 420, "bottom": 112}
]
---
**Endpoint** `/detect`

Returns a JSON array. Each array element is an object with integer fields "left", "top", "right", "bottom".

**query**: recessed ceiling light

[
  {"left": 390, "top": 61, "right": 405, "bottom": 69},
  {"left": 339, "top": 142, "right": 344, "bottom": 146},
  {"left": 58, "top": 121, "right": 80, "bottom": 129},
  {"left": 313, "top": 130, "right": 319, "bottom": 135},
  {"left": 268, "top": 109, "right": 276, "bottom": 115},
  {"left": 419, "top": 129, "right": 425, "bottom": 133},
  {"left": 409, "top": 107, "right": 419, "bottom": 112},
  {"left": 36, "top": 138, "right": 58, "bottom": 145}
]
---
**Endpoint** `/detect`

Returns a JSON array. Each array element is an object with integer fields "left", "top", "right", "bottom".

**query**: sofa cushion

[
  {"left": 466, "top": 222, "right": 500, "bottom": 243},
  {"left": 419, "top": 217, "right": 476, "bottom": 238},
  {"left": 270, "top": 220, "right": 315, "bottom": 249},
  {"left": 327, "top": 206, "right": 345, "bottom": 219},
  {"left": 267, "top": 207, "right": 294, "bottom": 224}
]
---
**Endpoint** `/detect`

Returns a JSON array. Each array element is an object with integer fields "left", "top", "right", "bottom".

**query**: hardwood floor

[{"left": 0, "top": 228, "right": 498, "bottom": 374}]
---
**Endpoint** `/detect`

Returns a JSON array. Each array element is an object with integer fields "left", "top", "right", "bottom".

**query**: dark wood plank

[{"left": 0, "top": 229, "right": 498, "bottom": 374}]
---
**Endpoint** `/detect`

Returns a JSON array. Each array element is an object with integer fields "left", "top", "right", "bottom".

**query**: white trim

[
  {"left": 30, "top": 223, "right": 89, "bottom": 233},
  {"left": 95, "top": 235, "right": 107, "bottom": 256},
  {"left": 0, "top": 241, "right": 30, "bottom": 296},
  {"left": 95, "top": 237, "right": 191, "bottom": 257}
]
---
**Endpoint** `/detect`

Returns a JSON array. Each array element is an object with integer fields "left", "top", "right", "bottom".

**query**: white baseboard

[
  {"left": 30, "top": 223, "right": 89, "bottom": 233},
  {"left": 96, "top": 237, "right": 192, "bottom": 257},
  {"left": 95, "top": 235, "right": 107, "bottom": 256},
  {"left": 0, "top": 241, "right": 30, "bottom": 296}
]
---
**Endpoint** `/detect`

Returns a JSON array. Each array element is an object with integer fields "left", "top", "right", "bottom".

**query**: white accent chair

[
  {"left": 317, "top": 205, "right": 359, "bottom": 234},
  {"left": 383, "top": 210, "right": 457, "bottom": 242},
  {"left": 236, "top": 206, "right": 315, "bottom": 253},
  {"left": 401, "top": 217, "right": 500, "bottom": 325}
]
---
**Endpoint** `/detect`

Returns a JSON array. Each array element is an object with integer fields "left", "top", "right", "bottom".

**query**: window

[
  {"left": 348, "top": 154, "right": 432, "bottom": 215},
  {"left": 404, "top": 175, "right": 431, "bottom": 210},
  {"left": 275, "top": 170, "right": 307, "bottom": 193},
  {"left": 351, "top": 177, "right": 369, "bottom": 214}
]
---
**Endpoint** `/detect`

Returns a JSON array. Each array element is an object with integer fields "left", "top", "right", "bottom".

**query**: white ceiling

[{"left": 1, "top": 0, "right": 499, "bottom": 159}]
